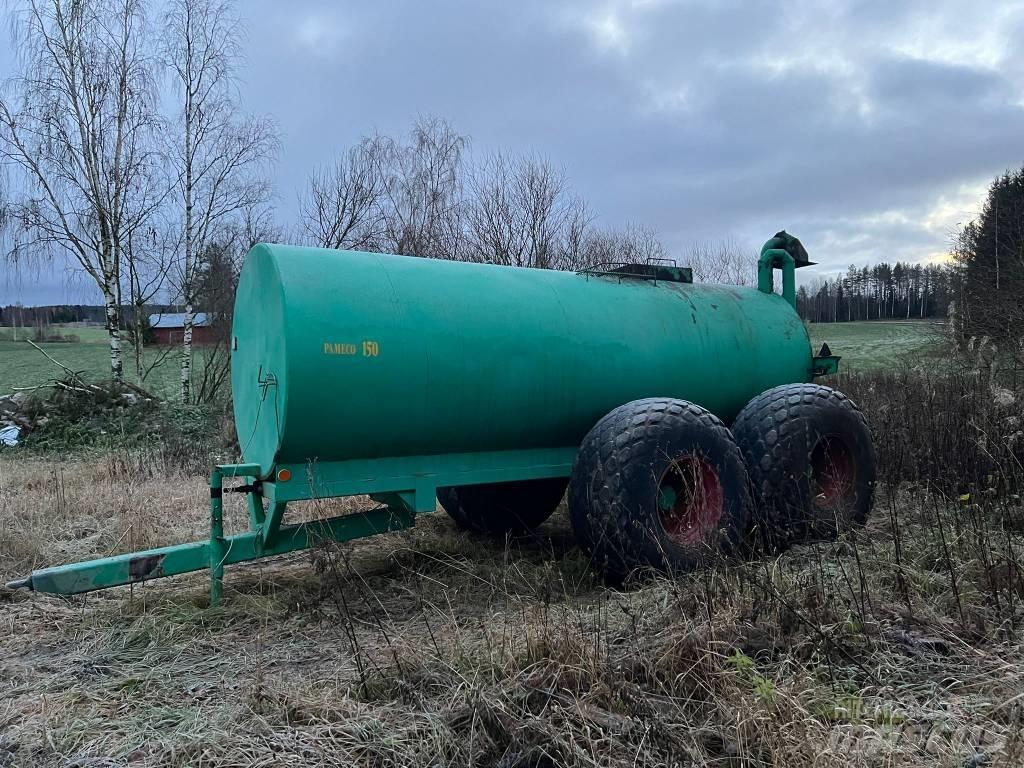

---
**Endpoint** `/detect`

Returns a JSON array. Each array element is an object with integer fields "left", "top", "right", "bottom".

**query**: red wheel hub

[
  {"left": 657, "top": 454, "right": 724, "bottom": 547},
  {"left": 811, "top": 435, "right": 855, "bottom": 508}
]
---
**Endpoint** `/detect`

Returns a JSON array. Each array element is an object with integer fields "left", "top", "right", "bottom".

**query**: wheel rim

[
  {"left": 810, "top": 435, "right": 855, "bottom": 509},
  {"left": 657, "top": 454, "right": 724, "bottom": 547}
]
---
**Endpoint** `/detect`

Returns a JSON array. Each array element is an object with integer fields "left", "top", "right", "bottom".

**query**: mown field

[
  {"left": 0, "top": 320, "right": 945, "bottom": 399},
  {"left": 0, "top": 325, "right": 208, "bottom": 398},
  {"left": 807, "top": 319, "right": 945, "bottom": 372}
]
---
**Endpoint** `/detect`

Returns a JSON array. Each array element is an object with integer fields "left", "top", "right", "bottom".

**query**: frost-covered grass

[{"left": 808, "top": 319, "right": 945, "bottom": 372}]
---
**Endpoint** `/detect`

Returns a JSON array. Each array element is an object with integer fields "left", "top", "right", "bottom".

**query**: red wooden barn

[{"left": 148, "top": 313, "right": 217, "bottom": 346}]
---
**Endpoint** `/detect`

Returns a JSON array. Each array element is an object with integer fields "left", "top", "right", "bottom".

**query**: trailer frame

[{"left": 7, "top": 449, "right": 576, "bottom": 603}]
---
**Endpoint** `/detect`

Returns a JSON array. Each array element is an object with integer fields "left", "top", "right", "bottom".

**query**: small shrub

[
  {"left": 837, "top": 366, "right": 1024, "bottom": 494},
  {"left": 16, "top": 377, "right": 234, "bottom": 470}
]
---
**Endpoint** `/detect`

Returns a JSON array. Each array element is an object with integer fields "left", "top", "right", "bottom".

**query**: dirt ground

[{"left": 1, "top": 455, "right": 1022, "bottom": 767}]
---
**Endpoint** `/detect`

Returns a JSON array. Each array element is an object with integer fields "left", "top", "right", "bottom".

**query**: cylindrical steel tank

[{"left": 231, "top": 244, "right": 812, "bottom": 477}]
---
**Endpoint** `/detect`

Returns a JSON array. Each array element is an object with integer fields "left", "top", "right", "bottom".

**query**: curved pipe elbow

[{"left": 758, "top": 248, "right": 796, "bottom": 308}]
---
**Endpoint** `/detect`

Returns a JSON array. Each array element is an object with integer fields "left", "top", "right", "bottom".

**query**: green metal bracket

[
  {"left": 812, "top": 355, "right": 841, "bottom": 377},
  {"left": 811, "top": 342, "right": 840, "bottom": 377},
  {"left": 261, "top": 502, "right": 288, "bottom": 545},
  {"left": 368, "top": 491, "right": 419, "bottom": 513},
  {"left": 247, "top": 491, "right": 266, "bottom": 529},
  {"left": 265, "top": 448, "right": 576, "bottom": 504}
]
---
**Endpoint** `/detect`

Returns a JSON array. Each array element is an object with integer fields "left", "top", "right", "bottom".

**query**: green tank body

[
  {"left": 10, "top": 233, "right": 842, "bottom": 600},
  {"left": 231, "top": 244, "right": 813, "bottom": 477}
]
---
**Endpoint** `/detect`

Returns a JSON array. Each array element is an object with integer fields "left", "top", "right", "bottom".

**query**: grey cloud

[{"left": 3, "top": 0, "right": 1022, "bottom": 303}]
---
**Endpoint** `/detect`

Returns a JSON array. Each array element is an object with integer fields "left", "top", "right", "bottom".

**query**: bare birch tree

[
  {"left": 376, "top": 117, "right": 466, "bottom": 259},
  {"left": 687, "top": 238, "right": 755, "bottom": 285},
  {"left": 582, "top": 224, "right": 669, "bottom": 267},
  {"left": 0, "top": 0, "right": 162, "bottom": 381},
  {"left": 465, "top": 153, "right": 588, "bottom": 269},
  {"left": 299, "top": 137, "right": 384, "bottom": 250},
  {"left": 162, "top": 0, "right": 277, "bottom": 403},
  {"left": 556, "top": 199, "right": 593, "bottom": 271}
]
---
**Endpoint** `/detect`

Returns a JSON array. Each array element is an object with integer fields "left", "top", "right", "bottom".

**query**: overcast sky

[{"left": 3, "top": 0, "right": 1023, "bottom": 305}]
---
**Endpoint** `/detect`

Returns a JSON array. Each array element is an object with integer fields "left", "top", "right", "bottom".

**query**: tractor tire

[
  {"left": 568, "top": 397, "right": 752, "bottom": 580},
  {"left": 437, "top": 478, "right": 568, "bottom": 535},
  {"left": 731, "top": 383, "right": 875, "bottom": 549}
]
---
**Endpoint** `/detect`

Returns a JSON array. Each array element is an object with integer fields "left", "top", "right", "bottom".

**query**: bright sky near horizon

[{"left": 2, "top": 0, "right": 1021, "bottom": 305}]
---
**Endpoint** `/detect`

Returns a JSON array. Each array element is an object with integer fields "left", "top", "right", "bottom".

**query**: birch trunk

[
  {"left": 0, "top": 0, "right": 162, "bottom": 384},
  {"left": 180, "top": 304, "right": 194, "bottom": 402},
  {"left": 102, "top": 285, "right": 124, "bottom": 381},
  {"left": 180, "top": 33, "right": 194, "bottom": 404}
]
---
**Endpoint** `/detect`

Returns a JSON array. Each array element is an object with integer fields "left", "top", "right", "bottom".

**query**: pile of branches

[{"left": 2, "top": 340, "right": 157, "bottom": 438}]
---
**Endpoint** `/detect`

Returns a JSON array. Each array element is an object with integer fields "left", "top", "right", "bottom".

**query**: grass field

[
  {"left": 807, "top": 319, "right": 945, "bottom": 372},
  {"left": 0, "top": 324, "right": 110, "bottom": 344},
  {"left": 0, "top": 320, "right": 946, "bottom": 400},
  {"left": 0, "top": 325, "right": 207, "bottom": 398}
]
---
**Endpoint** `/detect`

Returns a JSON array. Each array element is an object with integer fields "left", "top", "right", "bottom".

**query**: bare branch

[
  {"left": 687, "top": 237, "right": 756, "bottom": 286},
  {"left": 375, "top": 116, "right": 466, "bottom": 259},
  {"left": 299, "top": 137, "right": 384, "bottom": 250},
  {"left": 464, "top": 152, "right": 590, "bottom": 270}
]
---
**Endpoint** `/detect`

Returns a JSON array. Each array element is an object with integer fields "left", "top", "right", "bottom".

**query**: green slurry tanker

[{"left": 7, "top": 231, "right": 875, "bottom": 602}]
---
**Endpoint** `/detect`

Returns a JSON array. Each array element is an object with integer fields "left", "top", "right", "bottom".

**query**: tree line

[
  {"left": 796, "top": 262, "right": 956, "bottom": 323},
  {"left": 296, "top": 119, "right": 657, "bottom": 271},
  {"left": 0, "top": 304, "right": 174, "bottom": 326}
]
